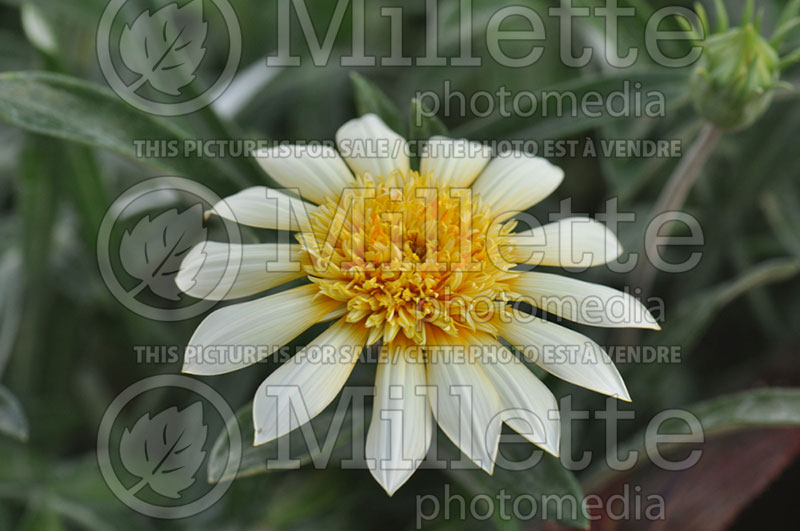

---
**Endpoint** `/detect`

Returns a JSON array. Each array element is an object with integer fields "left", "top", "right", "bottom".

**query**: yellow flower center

[{"left": 298, "top": 170, "right": 519, "bottom": 345}]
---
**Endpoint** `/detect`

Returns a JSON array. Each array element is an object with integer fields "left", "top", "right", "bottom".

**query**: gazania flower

[{"left": 177, "top": 114, "right": 659, "bottom": 495}]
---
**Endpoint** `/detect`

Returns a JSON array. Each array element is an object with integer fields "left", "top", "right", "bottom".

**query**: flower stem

[{"left": 634, "top": 123, "right": 722, "bottom": 295}]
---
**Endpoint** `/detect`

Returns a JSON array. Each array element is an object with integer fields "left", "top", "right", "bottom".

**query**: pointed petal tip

[
  {"left": 369, "top": 468, "right": 413, "bottom": 497},
  {"left": 647, "top": 315, "right": 662, "bottom": 331},
  {"left": 533, "top": 434, "right": 561, "bottom": 458},
  {"left": 253, "top": 427, "right": 276, "bottom": 447},
  {"left": 546, "top": 431, "right": 562, "bottom": 458},
  {"left": 617, "top": 391, "right": 632, "bottom": 403},
  {"left": 454, "top": 449, "right": 497, "bottom": 476},
  {"left": 181, "top": 361, "right": 207, "bottom": 376},
  {"left": 181, "top": 358, "right": 230, "bottom": 377},
  {"left": 542, "top": 446, "right": 560, "bottom": 459},
  {"left": 379, "top": 479, "right": 401, "bottom": 498}
]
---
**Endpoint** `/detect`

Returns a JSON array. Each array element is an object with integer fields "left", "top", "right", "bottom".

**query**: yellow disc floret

[{"left": 298, "top": 170, "right": 519, "bottom": 345}]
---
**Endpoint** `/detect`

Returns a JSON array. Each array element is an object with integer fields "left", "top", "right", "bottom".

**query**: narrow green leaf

[
  {"left": 0, "top": 447, "right": 146, "bottom": 531},
  {"left": 446, "top": 439, "right": 589, "bottom": 529},
  {"left": 742, "top": 0, "right": 754, "bottom": 25},
  {"left": 760, "top": 188, "right": 800, "bottom": 258},
  {"left": 408, "top": 98, "right": 448, "bottom": 169},
  {"left": 63, "top": 146, "right": 108, "bottom": 247},
  {"left": 779, "top": 47, "right": 800, "bottom": 69},
  {"left": 586, "top": 388, "right": 800, "bottom": 491},
  {"left": 666, "top": 387, "right": 800, "bottom": 432},
  {"left": 771, "top": 18, "right": 800, "bottom": 48},
  {"left": 0, "top": 249, "right": 22, "bottom": 378},
  {"left": 409, "top": 98, "right": 448, "bottom": 140},
  {"left": 0, "top": 71, "right": 248, "bottom": 194},
  {"left": 19, "top": 134, "right": 59, "bottom": 280},
  {"left": 17, "top": 503, "right": 66, "bottom": 531},
  {"left": 675, "top": 13, "right": 700, "bottom": 41},
  {"left": 656, "top": 258, "right": 800, "bottom": 353},
  {"left": 694, "top": 2, "right": 710, "bottom": 36},
  {"left": 350, "top": 72, "right": 405, "bottom": 136},
  {"left": 11, "top": 134, "right": 61, "bottom": 393},
  {"left": 713, "top": 0, "right": 729, "bottom": 32},
  {"left": 776, "top": 0, "right": 800, "bottom": 34},
  {"left": 729, "top": 239, "right": 785, "bottom": 338},
  {"left": 0, "top": 385, "right": 28, "bottom": 442}
]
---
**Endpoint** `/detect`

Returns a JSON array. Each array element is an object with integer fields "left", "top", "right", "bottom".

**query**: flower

[
  {"left": 177, "top": 114, "right": 659, "bottom": 495},
  {"left": 686, "top": 0, "right": 800, "bottom": 130}
]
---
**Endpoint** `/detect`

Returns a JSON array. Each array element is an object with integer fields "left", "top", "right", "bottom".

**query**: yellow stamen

[{"left": 298, "top": 170, "right": 519, "bottom": 344}]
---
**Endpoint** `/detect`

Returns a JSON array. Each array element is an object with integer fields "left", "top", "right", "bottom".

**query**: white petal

[
  {"left": 183, "top": 284, "right": 344, "bottom": 375},
  {"left": 426, "top": 330, "right": 503, "bottom": 473},
  {"left": 506, "top": 217, "right": 623, "bottom": 267},
  {"left": 336, "top": 114, "right": 409, "bottom": 178},
  {"left": 420, "top": 136, "right": 492, "bottom": 188},
  {"left": 176, "top": 241, "right": 305, "bottom": 301},
  {"left": 254, "top": 145, "right": 354, "bottom": 205},
  {"left": 470, "top": 152, "right": 563, "bottom": 221},
  {"left": 366, "top": 341, "right": 432, "bottom": 495},
  {"left": 498, "top": 315, "right": 630, "bottom": 401},
  {"left": 471, "top": 334, "right": 560, "bottom": 456},
  {"left": 510, "top": 272, "right": 660, "bottom": 329},
  {"left": 211, "top": 186, "right": 315, "bottom": 230},
  {"left": 252, "top": 318, "right": 368, "bottom": 445}
]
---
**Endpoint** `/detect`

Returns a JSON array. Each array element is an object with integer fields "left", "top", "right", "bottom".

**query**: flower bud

[{"left": 689, "top": 24, "right": 780, "bottom": 131}]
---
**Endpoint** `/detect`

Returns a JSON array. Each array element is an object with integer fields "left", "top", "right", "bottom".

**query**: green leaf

[
  {"left": 623, "top": 258, "right": 800, "bottom": 410},
  {"left": 0, "top": 71, "right": 247, "bottom": 193},
  {"left": 742, "top": 0, "right": 755, "bottom": 25},
  {"left": 10, "top": 134, "right": 61, "bottom": 393},
  {"left": 0, "top": 385, "right": 28, "bottom": 442},
  {"left": 408, "top": 98, "right": 448, "bottom": 170},
  {"left": 63, "top": 145, "right": 108, "bottom": 247},
  {"left": 0, "top": 249, "right": 22, "bottom": 378},
  {"left": 350, "top": 72, "right": 404, "bottom": 136},
  {"left": 664, "top": 387, "right": 800, "bottom": 432},
  {"left": 208, "top": 401, "right": 356, "bottom": 483},
  {"left": 0, "top": 446, "right": 148, "bottom": 531},
  {"left": 19, "top": 134, "right": 59, "bottom": 282},
  {"left": 713, "top": 0, "right": 729, "bottom": 32},
  {"left": 776, "top": 0, "right": 800, "bottom": 32},
  {"left": 656, "top": 258, "right": 800, "bottom": 353},
  {"left": 17, "top": 503, "right": 66, "bottom": 531},
  {"left": 445, "top": 437, "right": 588, "bottom": 529},
  {"left": 586, "top": 388, "right": 800, "bottom": 491},
  {"left": 409, "top": 98, "right": 448, "bottom": 141},
  {"left": 761, "top": 186, "right": 800, "bottom": 258}
]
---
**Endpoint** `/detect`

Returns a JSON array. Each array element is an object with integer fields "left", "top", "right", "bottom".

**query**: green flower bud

[
  {"left": 690, "top": 24, "right": 780, "bottom": 131},
  {"left": 684, "top": 0, "right": 800, "bottom": 131}
]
